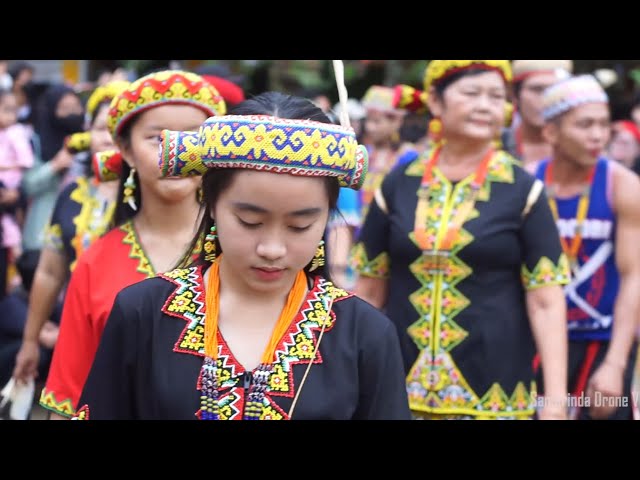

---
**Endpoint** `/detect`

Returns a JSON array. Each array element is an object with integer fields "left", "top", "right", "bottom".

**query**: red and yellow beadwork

[
  {"left": 92, "top": 150, "right": 123, "bottom": 183},
  {"left": 86, "top": 80, "right": 131, "bottom": 117},
  {"left": 107, "top": 70, "right": 227, "bottom": 138},
  {"left": 424, "top": 60, "right": 512, "bottom": 91}
]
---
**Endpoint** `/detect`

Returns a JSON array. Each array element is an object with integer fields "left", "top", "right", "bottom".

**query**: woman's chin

[{"left": 156, "top": 178, "right": 199, "bottom": 199}]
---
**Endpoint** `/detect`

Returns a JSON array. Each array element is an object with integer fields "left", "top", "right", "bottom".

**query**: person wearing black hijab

[
  {"left": 20, "top": 84, "right": 84, "bottom": 254},
  {"left": 33, "top": 84, "right": 84, "bottom": 164}
]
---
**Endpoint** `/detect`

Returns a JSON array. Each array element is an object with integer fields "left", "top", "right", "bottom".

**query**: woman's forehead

[{"left": 222, "top": 170, "right": 328, "bottom": 201}]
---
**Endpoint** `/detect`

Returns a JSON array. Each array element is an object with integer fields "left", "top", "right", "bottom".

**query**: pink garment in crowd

[{"left": 0, "top": 124, "right": 34, "bottom": 248}]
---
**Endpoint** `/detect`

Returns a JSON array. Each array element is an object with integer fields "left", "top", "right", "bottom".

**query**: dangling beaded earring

[
  {"left": 494, "top": 102, "right": 514, "bottom": 150},
  {"left": 309, "top": 240, "right": 325, "bottom": 272},
  {"left": 204, "top": 225, "right": 217, "bottom": 263},
  {"left": 123, "top": 168, "right": 138, "bottom": 211},
  {"left": 428, "top": 117, "right": 443, "bottom": 148},
  {"left": 196, "top": 186, "right": 204, "bottom": 204}
]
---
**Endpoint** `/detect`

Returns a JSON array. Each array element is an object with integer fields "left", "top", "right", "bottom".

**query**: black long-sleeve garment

[{"left": 75, "top": 266, "right": 411, "bottom": 420}]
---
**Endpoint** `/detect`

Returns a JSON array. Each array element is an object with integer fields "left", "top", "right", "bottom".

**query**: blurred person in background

[
  {"left": 607, "top": 120, "right": 640, "bottom": 174},
  {"left": 8, "top": 61, "right": 35, "bottom": 125},
  {"left": 537, "top": 75, "right": 640, "bottom": 420},
  {"left": 12, "top": 81, "right": 129, "bottom": 390},
  {"left": 0, "top": 88, "right": 34, "bottom": 289},
  {"left": 503, "top": 60, "right": 573, "bottom": 174},
  {"left": 327, "top": 85, "right": 415, "bottom": 289},
  {"left": 20, "top": 84, "right": 84, "bottom": 257}
]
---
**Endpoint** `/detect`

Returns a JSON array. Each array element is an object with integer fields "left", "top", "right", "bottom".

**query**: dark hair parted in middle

[{"left": 181, "top": 92, "right": 342, "bottom": 276}]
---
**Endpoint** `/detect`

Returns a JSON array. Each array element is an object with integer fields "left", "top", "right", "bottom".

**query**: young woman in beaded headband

[
  {"left": 11, "top": 81, "right": 128, "bottom": 393},
  {"left": 37, "top": 70, "right": 226, "bottom": 420},
  {"left": 72, "top": 89, "right": 411, "bottom": 420},
  {"left": 354, "top": 60, "right": 570, "bottom": 420}
]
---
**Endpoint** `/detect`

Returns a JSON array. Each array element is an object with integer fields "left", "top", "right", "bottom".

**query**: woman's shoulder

[
  {"left": 493, "top": 149, "right": 541, "bottom": 190},
  {"left": 56, "top": 176, "right": 88, "bottom": 203},
  {"left": 114, "top": 273, "right": 180, "bottom": 309},
  {"left": 330, "top": 287, "right": 396, "bottom": 335},
  {"left": 73, "top": 223, "right": 130, "bottom": 268}
]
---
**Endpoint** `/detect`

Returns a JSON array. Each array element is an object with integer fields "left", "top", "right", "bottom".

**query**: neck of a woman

[
  {"left": 371, "top": 138, "right": 395, "bottom": 150},
  {"left": 520, "top": 121, "right": 545, "bottom": 144},
  {"left": 96, "top": 180, "right": 119, "bottom": 203},
  {"left": 440, "top": 138, "right": 493, "bottom": 168},
  {"left": 134, "top": 190, "right": 201, "bottom": 237}
]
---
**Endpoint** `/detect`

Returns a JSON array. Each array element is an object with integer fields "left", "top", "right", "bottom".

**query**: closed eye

[
  {"left": 237, "top": 217, "right": 261, "bottom": 229},
  {"left": 289, "top": 225, "right": 312, "bottom": 232}
]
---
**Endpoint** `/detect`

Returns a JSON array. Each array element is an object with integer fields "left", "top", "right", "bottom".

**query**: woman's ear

[
  {"left": 425, "top": 86, "right": 442, "bottom": 118},
  {"left": 542, "top": 121, "right": 558, "bottom": 146},
  {"left": 115, "top": 138, "right": 135, "bottom": 170}
]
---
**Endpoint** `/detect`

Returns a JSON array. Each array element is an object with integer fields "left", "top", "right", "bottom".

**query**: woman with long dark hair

[
  {"left": 72, "top": 91, "right": 410, "bottom": 420},
  {"left": 39, "top": 71, "right": 226, "bottom": 419}
]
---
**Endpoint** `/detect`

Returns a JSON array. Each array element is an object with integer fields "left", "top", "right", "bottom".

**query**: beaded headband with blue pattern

[
  {"left": 542, "top": 74, "right": 609, "bottom": 122},
  {"left": 158, "top": 114, "right": 368, "bottom": 190}
]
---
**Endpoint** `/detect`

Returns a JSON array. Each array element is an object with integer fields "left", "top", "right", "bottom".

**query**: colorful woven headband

[
  {"left": 92, "top": 150, "right": 123, "bottom": 183},
  {"left": 64, "top": 132, "right": 92, "bottom": 153},
  {"left": 424, "top": 60, "right": 512, "bottom": 92},
  {"left": 613, "top": 120, "right": 640, "bottom": 143},
  {"left": 86, "top": 80, "right": 130, "bottom": 117},
  {"left": 159, "top": 115, "right": 368, "bottom": 190},
  {"left": 361, "top": 85, "right": 404, "bottom": 115},
  {"left": 107, "top": 70, "right": 227, "bottom": 138},
  {"left": 542, "top": 75, "right": 609, "bottom": 122},
  {"left": 511, "top": 60, "right": 573, "bottom": 84}
]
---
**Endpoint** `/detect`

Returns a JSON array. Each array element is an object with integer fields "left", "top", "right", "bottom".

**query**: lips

[
  {"left": 255, "top": 267, "right": 284, "bottom": 272},
  {"left": 251, "top": 266, "right": 286, "bottom": 282},
  {"left": 468, "top": 119, "right": 492, "bottom": 126}
]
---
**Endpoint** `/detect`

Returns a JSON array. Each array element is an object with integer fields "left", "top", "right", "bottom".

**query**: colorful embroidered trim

[{"left": 521, "top": 255, "right": 571, "bottom": 290}]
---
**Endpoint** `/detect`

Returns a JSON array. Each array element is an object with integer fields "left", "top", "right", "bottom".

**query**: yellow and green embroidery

[
  {"left": 43, "top": 223, "right": 64, "bottom": 253},
  {"left": 522, "top": 254, "right": 571, "bottom": 290},
  {"left": 69, "top": 177, "right": 116, "bottom": 272},
  {"left": 405, "top": 150, "right": 535, "bottom": 418},
  {"left": 120, "top": 220, "right": 155, "bottom": 277},
  {"left": 351, "top": 242, "right": 390, "bottom": 279},
  {"left": 39, "top": 388, "right": 75, "bottom": 418}
]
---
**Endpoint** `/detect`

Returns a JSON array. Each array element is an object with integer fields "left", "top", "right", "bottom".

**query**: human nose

[{"left": 256, "top": 230, "right": 287, "bottom": 261}]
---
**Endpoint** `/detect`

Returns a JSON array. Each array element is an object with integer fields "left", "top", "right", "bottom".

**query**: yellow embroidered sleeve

[
  {"left": 43, "top": 223, "right": 64, "bottom": 253},
  {"left": 521, "top": 254, "right": 571, "bottom": 291},
  {"left": 351, "top": 242, "right": 391, "bottom": 279}
]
